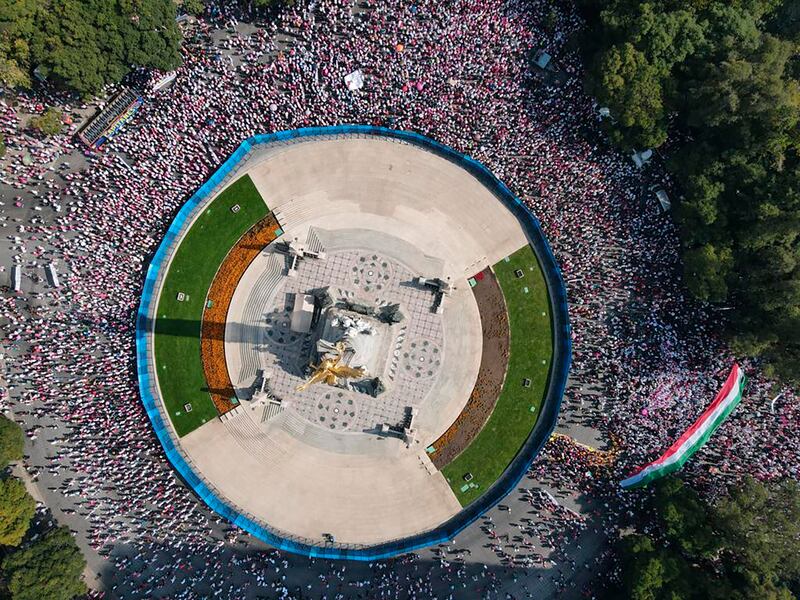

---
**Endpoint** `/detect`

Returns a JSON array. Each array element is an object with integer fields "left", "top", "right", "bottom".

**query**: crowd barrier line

[{"left": 135, "top": 126, "right": 572, "bottom": 560}]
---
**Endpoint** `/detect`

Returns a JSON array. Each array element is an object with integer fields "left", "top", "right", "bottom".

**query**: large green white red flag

[{"left": 620, "top": 364, "right": 747, "bottom": 489}]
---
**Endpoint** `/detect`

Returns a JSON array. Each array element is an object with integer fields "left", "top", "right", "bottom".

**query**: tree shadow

[
  {"left": 145, "top": 310, "right": 313, "bottom": 393},
  {"left": 146, "top": 316, "right": 267, "bottom": 344},
  {"left": 91, "top": 532, "right": 599, "bottom": 600}
]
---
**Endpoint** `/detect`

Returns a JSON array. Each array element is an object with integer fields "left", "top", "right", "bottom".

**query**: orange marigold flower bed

[{"left": 200, "top": 213, "right": 281, "bottom": 416}]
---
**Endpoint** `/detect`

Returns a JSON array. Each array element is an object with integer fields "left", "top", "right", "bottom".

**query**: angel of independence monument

[
  {"left": 244, "top": 234, "right": 452, "bottom": 447},
  {"left": 142, "top": 130, "right": 569, "bottom": 556}
]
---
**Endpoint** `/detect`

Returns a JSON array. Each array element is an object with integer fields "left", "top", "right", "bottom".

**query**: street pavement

[{"left": 0, "top": 15, "right": 613, "bottom": 600}]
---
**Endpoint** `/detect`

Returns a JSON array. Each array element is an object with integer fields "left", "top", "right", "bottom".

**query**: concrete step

[
  {"left": 280, "top": 410, "right": 308, "bottom": 438},
  {"left": 223, "top": 411, "right": 288, "bottom": 462},
  {"left": 237, "top": 254, "right": 285, "bottom": 382}
]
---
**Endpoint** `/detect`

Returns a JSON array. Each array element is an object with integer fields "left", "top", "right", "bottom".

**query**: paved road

[{"left": 0, "top": 15, "right": 614, "bottom": 600}]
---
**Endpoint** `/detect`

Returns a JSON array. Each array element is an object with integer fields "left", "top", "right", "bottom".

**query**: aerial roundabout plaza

[{"left": 136, "top": 127, "right": 570, "bottom": 559}]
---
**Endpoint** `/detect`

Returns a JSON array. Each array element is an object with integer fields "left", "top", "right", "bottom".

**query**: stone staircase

[
  {"left": 262, "top": 401, "right": 284, "bottom": 423},
  {"left": 236, "top": 253, "right": 284, "bottom": 383},
  {"left": 280, "top": 410, "right": 308, "bottom": 439},
  {"left": 273, "top": 199, "right": 320, "bottom": 233},
  {"left": 305, "top": 227, "right": 325, "bottom": 255},
  {"left": 223, "top": 410, "right": 288, "bottom": 462}
]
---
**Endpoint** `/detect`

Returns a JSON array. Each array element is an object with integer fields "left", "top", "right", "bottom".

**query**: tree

[
  {"left": 0, "top": 0, "right": 182, "bottom": 96},
  {"left": 0, "top": 55, "right": 30, "bottom": 88},
  {"left": 29, "top": 107, "right": 63, "bottom": 136},
  {"left": 682, "top": 32, "right": 800, "bottom": 166},
  {"left": 587, "top": 42, "right": 667, "bottom": 149},
  {"left": 613, "top": 477, "right": 800, "bottom": 600},
  {"left": 580, "top": 0, "right": 800, "bottom": 382},
  {"left": 682, "top": 243, "right": 733, "bottom": 302},
  {"left": 183, "top": 0, "right": 205, "bottom": 15},
  {"left": 653, "top": 477, "right": 719, "bottom": 558},
  {"left": 715, "top": 476, "right": 800, "bottom": 591},
  {"left": 618, "top": 533, "right": 696, "bottom": 600},
  {"left": 1, "top": 526, "right": 86, "bottom": 600},
  {"left": 620, "top": 535, "right": 666, "bottom": 600},
  {"left": 0, "top": 415, "right": 24, "bottom": 469},
  {"left": 0, "top": 478, "right": 35, "bottom": 547},
  {"left": 0, "top": 0, "right": 37, "bottom": 88},
  {"left": 584, "top": 2, "right": 707, "bottom": 150}
]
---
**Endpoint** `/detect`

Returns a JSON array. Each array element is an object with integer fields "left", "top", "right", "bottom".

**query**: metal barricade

[{"left": 135, "top": 126, "right": 572, "bottom": 560}]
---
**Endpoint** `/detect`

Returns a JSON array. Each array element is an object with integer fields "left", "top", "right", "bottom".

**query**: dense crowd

[{"left": 0, "top": 0, "right": 797, "bottom": 597}]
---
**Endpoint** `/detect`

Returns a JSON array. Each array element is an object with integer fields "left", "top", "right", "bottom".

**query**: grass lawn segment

[
  {"left": 153, "top": 175, "right": 268, "bottom": 437},
  {"left": 442, "top": 244, "right": 554, "bottom": 505}
]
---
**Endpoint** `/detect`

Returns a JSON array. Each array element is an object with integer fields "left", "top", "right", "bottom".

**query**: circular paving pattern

[
  {"left": 264, "top": 311, "right": 302, "bottom": 347},
  {"left": 350, "top": 253, "right": 395, "bottom": 293},
  {"left": 313, "top": 391, "right": 358, "bottom": 430},
  {"left": 400, "top": 338, "right": 443, "bottom": 380}
]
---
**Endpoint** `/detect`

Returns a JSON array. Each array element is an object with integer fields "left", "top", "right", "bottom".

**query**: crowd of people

[{"left": 0, "top": 0, "right": 797, "bottom": 597}]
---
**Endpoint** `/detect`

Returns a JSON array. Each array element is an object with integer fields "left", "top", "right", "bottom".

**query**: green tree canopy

[
  {"left": 715, "top": 476, "right": 800, "bottom": 589},
  {"left": 682, "top": 243, "right": 734, "bottom": 302},
  {"left": 0, "top": 478, "right": 35, "bottom": 547},
  {"left": 0, "top": 0, "right": 38, "bottom": 88},
  {"left": 582, "top": 0, "right": 800, "bottom": 383},
  {"left": 613, "top": 476, "right": 800, "bottom": 600},
  {"left": 588, "top": 42, "right": 667, "bottom": 149},
  {"left": 29, "top": 107, "right": 63, "bottom": 136},
  {"left": 0, "top": 0, "right": 182, "bottom": 96},
  {"left": 619, "top": 533, "right": 696, "bottom": 600},
  {"left": 1, "top": 526, "right": 87, "bottom": 600},
  {"left": 0, "top": 416, "right": 24, "bottom": 469},
  {"left": 652, "top": 477, "right": 719, "bottom": 557},
  {"left": 182, "top": 0, "right": 205, "bottom": 16}
]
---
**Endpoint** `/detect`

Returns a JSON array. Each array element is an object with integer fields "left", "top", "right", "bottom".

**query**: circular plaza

[{"left": 137, "top": 128, "right": 570, "bottom": 558}]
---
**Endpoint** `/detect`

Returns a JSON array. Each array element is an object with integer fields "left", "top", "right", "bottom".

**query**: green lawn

[
  {"left": 442, "top": 245, "right": 554, "bottom": 505},
  {"left": 154, "top": 175, "right": 269, "bottom": 437}
]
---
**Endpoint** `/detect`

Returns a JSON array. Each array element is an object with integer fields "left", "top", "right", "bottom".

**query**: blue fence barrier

[{"left": 136, "top": 126, "right": 572, "bottom": 561}]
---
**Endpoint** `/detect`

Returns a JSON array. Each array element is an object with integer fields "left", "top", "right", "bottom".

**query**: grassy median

[
  {"left": 442, "top": 244, "right": 554, "bottom": 505},
  {"left": 153, "top": 175, "right": 268, "bottom": 437}
]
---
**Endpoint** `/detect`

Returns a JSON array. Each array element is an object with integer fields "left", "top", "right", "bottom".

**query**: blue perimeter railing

[{"left": 136, "top": 126, "right": 572, "bottom": 561}]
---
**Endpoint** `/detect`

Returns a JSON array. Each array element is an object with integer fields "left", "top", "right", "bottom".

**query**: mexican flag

[{"left": 621, "top": 364, "right": 747, "bottom": 489}]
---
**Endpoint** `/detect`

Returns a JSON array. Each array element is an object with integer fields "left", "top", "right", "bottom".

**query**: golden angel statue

[{"left": 296, "top": 341, "right": 365, "bottom": 391}]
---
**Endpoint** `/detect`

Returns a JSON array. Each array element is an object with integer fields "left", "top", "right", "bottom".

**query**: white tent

[
  {"left": 11, "top": 265, "right": 21, "bottom": 292},
  {"left": 344, "top": 69, "right": 364, "bottom": 91},
  {"left": 46, "top": 263, "right": 60, "bottom": 288},
  {"left": 151, "top": 71, "right": 177, "bottom": 93},
  {"left": 534, "top": 51, "right": 551, "bottom": 70}
]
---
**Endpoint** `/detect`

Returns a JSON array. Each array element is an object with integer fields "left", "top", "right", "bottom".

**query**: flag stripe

[
  {"left": 620, "top": 365, "right": 745, "bottom": 489},
  {"left": 625, "top": 381, "right": 745, "bottom": 488},
  {"left": 653, "top": 365, "right": 741, "bottom": 465},
  {"left": 621, "top": 373, "right": 744, "bottom": 488}
]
